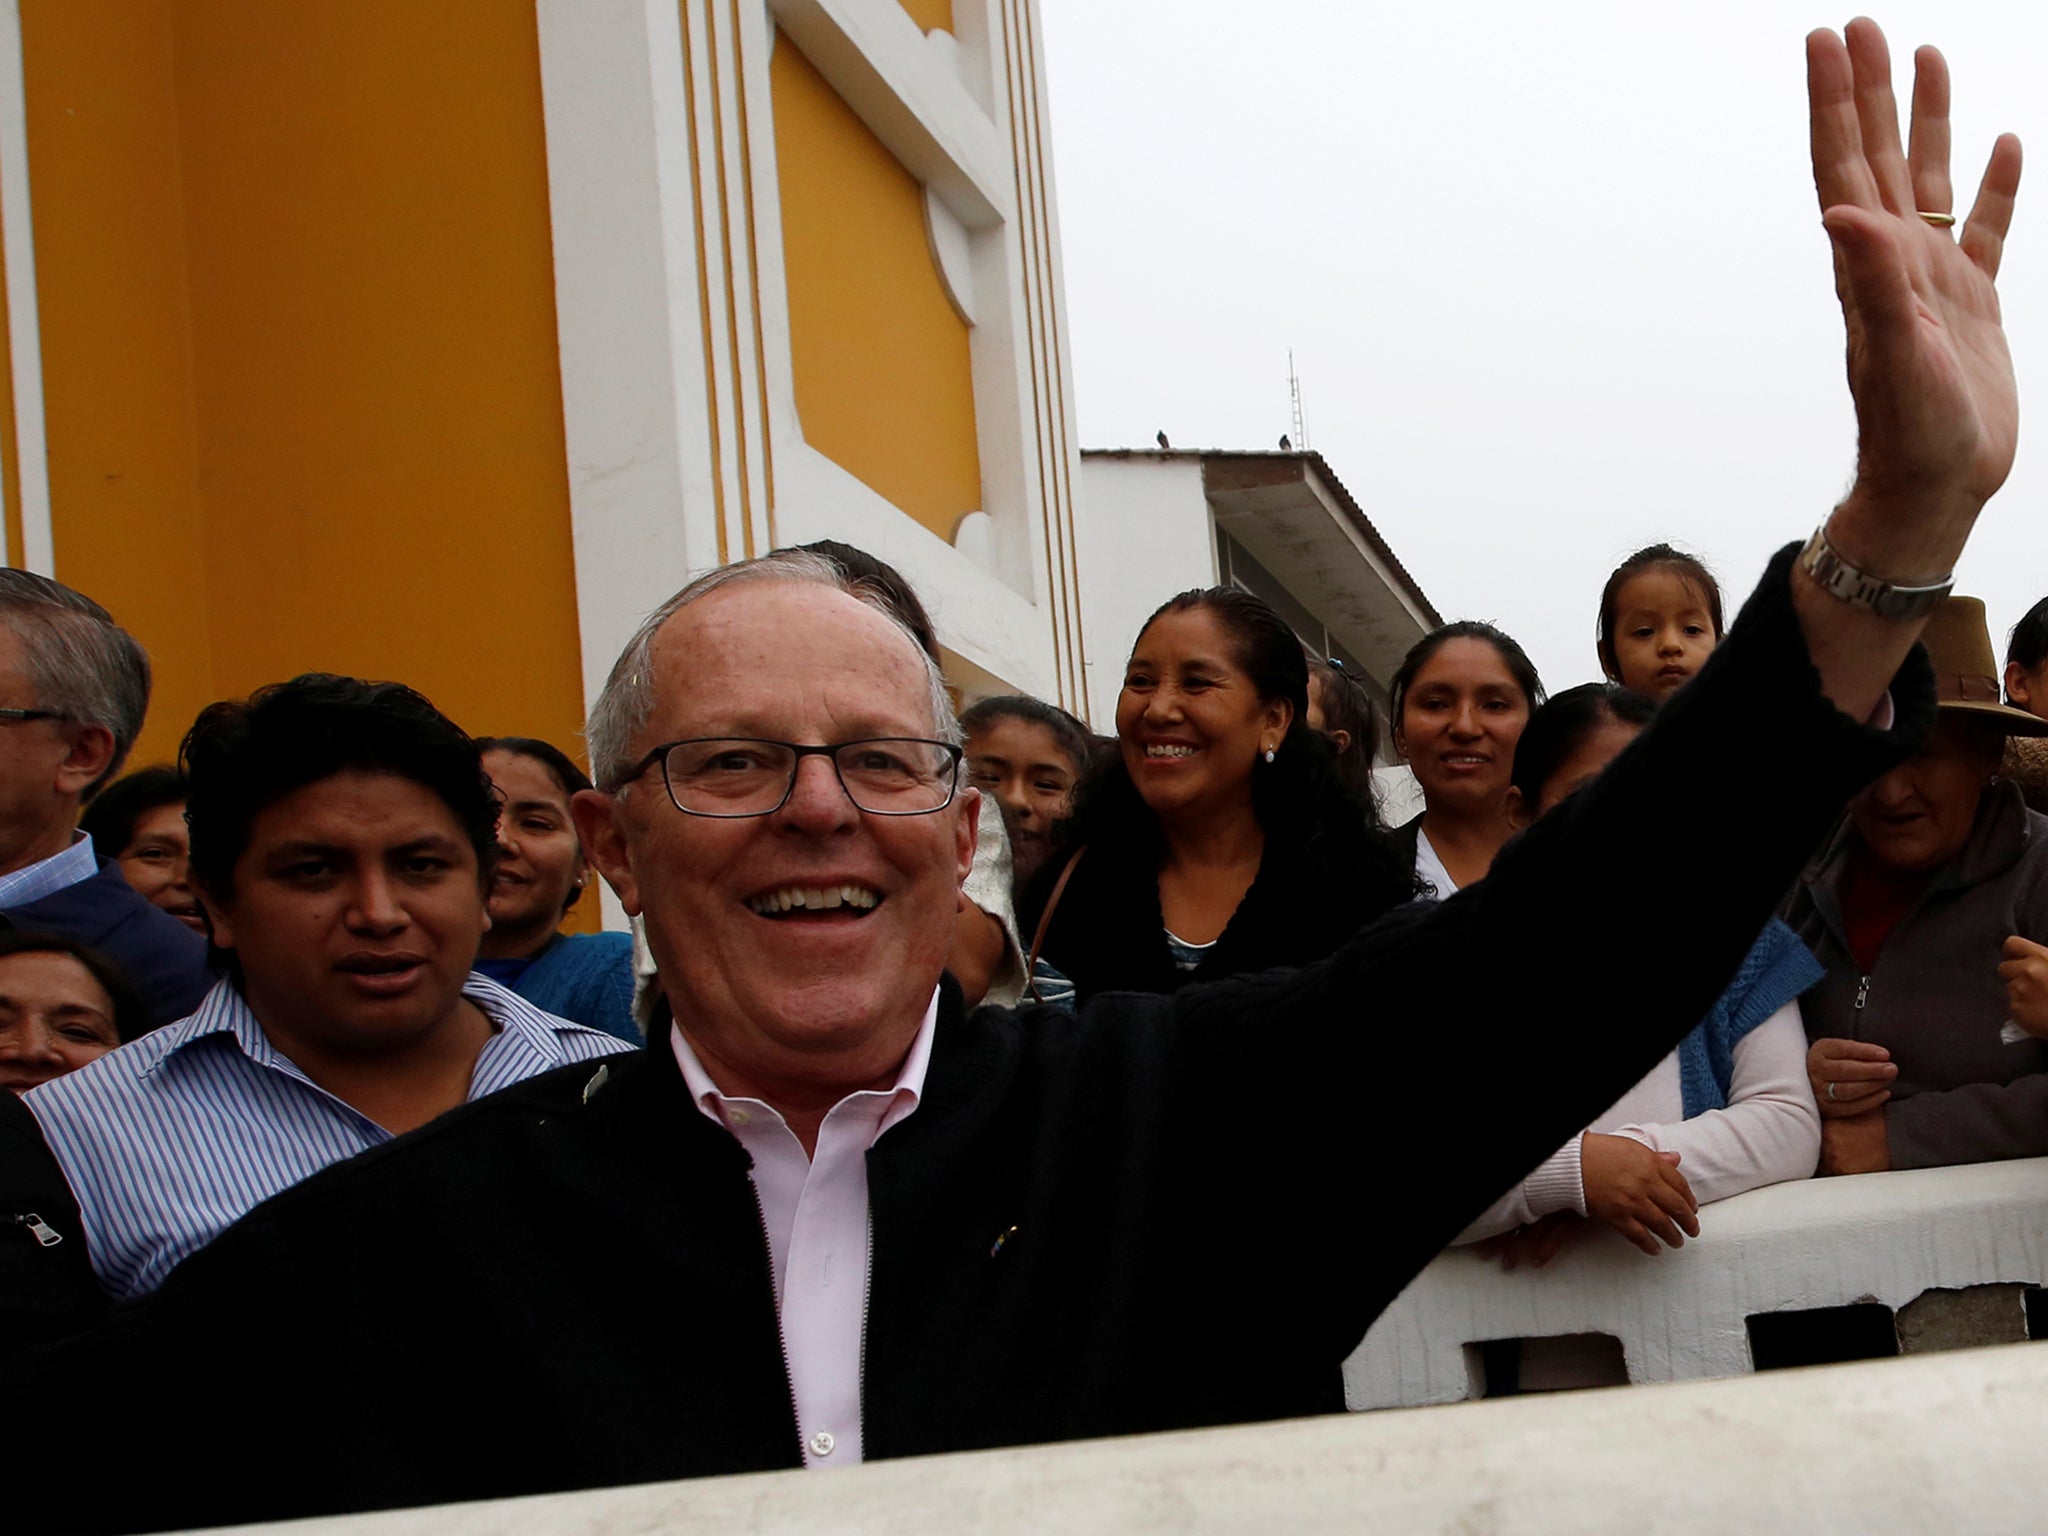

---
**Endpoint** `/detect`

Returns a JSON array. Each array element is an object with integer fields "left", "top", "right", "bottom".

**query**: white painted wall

[
  {"left": 1073, "top": 455, "right": 1216, "bottom": 728},
  {"left": 1345, "top": 1155, "right": 2048, "bottom": 1409},
  {"left": 217, "top": 1343, "right": 2048, "bottom": 1535}
]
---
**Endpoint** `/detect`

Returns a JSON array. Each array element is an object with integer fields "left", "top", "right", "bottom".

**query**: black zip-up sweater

[{"left": 5, "top": 549, "right": 1929, "bottom": 1534}]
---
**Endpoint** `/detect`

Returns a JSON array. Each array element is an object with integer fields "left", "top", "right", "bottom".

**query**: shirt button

[
  {"left": 808, "top": 1430, "right": 836, "bottom": 1458},
  {"left": 727, "top": 1108, "right": 751, "bottom": 1127}
]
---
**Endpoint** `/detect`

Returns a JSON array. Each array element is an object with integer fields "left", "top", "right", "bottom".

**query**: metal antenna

[{"left": 1287, "top": 351, "right": 1308, "bottom": 452}]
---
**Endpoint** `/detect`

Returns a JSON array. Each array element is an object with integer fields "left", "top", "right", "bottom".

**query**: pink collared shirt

[{"left": 670, "top": 991, "right": 938, "bottom": 1468}]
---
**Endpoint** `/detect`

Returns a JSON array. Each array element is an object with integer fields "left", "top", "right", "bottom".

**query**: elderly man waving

[{"left": 1, "top": 20, "right": 2025, "bottom": 1534}]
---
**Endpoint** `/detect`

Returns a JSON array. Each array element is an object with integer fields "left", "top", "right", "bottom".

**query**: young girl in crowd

[
  {"left": 1459, "top": 684, "right": 1822, "bottom": 1271},
  {"left": 1596, "top": 544, "right": 1725, "bottom": 701},
  {"left": 1388, "top": 622, "right": 1542, "bottom": 896},
  {"left": 960, "top": 695, "right": 1094, "bottom": 903}
]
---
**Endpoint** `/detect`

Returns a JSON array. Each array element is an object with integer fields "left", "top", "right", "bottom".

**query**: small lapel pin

[
  {"left": 990, "top": 1224, "right": 1019, "bottom": 1259},
  {"left": 582, "top": 1063, "right": 611, "bottom": 1104}
]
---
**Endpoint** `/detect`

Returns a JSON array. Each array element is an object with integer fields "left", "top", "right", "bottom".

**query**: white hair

[{"left": 585, "top": 550, "right": 961, "bottom": 792}]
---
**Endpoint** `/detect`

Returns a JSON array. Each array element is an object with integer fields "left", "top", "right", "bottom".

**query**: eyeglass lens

[{"left": 662, "top": 739, "right": 958, "bottom": 816}]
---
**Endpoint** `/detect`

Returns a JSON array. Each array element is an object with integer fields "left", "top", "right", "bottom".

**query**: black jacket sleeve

[{"left": 1149, "top": 545, "right": 1932, "bottom": 1341}]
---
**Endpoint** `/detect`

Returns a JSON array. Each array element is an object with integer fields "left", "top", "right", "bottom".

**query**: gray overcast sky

[{"left": 1039, "top": 2, "right": 2048, "bottom": 693}]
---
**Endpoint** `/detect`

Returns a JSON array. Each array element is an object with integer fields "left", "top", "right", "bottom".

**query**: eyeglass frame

[
  {"left": 0, "top": 707, "right": 67, "bottom": 725},
  {"left": 621, "top": 736, "right": 967, "bottom": 819}
]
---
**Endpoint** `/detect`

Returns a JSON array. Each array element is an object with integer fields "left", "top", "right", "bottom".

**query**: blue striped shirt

[
  {"left": 0, "top": 829, "right": 99, "bottom": 908},
  {"left": 26, "top": 973, "right": 631, "bottom": 1298}
]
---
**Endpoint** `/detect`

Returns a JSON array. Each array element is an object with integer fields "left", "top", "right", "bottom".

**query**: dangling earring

[{"left": 1263, "top": 747, "right": 1276, "bottom": 764}]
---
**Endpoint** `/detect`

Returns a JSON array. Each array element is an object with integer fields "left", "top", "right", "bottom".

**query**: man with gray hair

[
  {"left": 0, "top": 23, "right": 2028, "bottom": 1530},
  {"left": 0, "top": 570, "right": 206, "bottom": 1029}
]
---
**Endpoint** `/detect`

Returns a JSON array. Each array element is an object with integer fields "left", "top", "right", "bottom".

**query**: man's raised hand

[{"left": 1809, "top": 19, "right": 2021, "bottom": 576}]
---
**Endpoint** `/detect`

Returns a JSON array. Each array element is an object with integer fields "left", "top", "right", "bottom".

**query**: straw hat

[{"left": 1922, "top": 596, "right": 2048, "bottom": 737}]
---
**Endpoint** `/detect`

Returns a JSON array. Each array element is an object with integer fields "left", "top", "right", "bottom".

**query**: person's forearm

[
  {"left": 1625, "top": 1095, "right": 1820, "bottom": 1206},
  {"left": 1623, "top": 1006, "right": 1823, "bottom": 1203},
  {"left": 1790, "top": 485, "right": 1980, "bottom": 722},
  {"left": 1453, "top": 1141, "right": 1584, "bottom": 1245}
]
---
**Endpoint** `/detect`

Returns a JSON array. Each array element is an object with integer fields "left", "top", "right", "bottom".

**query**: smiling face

[
  {"left": 116, "top": 806, "right": 207, "bottom": 937},
  {"left": 0, "top": 950, "right": 121, "bottom": 1093},
  {"left": 965, "top": 715, "right": 1080, "bottom": 890},
  {"left": 1848, "top": 714, "right": 2003, "bottom": 875},
  {"left": 1396, "top": 638, "right": 1532, "bottom": 816},
  {"left": 481, "top": 749, "right": 586, "bottom": 959},
  {"left": 199, "top": 770, "right": 491, "bottom": 1061},
  {"left": 1115, "top": 607, "right": 1292, "bottom": 829},
  {"left": 114, "top": 800, "right": 205, "bottom": 934},
  {"left": 1605, "top": 569, "right": 1719, "bottom": 700},
  {"left": 573, "top": 581, "right": 974, "bottom": 1108}
]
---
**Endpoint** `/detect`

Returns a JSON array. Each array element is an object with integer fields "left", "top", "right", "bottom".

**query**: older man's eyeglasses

[
  {"left": 626, "top": 737, "right": 965, "bottom": 818},
  {"left": 0, "top": 708, "right": 65, "bottom": 725}
]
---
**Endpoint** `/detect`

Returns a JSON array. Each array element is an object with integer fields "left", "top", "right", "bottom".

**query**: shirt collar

[
  {"left": 148, "top": 971, "right": 566, "bottom": 1092},
  {"left": 0, "top": 829, "right": 99, "bottom": 909},
  {"left": 670, "top": 987, "right": 940, "bottom": 1138}
]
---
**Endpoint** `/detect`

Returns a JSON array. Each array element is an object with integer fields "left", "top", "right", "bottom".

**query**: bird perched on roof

[
  {"left": 1279, "top": 434, "right": 1292, "bottom": 450},
  {"left": 1155, "top": 430, "right": 1170, "bottom": 450}
]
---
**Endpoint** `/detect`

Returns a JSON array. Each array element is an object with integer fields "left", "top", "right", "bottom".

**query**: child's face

[{"left": 1606, "top": 569, "right": 1718, "bottom": 700}]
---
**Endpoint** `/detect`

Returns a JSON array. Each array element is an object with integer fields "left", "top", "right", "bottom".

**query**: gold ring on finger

[{"left": 1918, "top": 210, "right": 1958, "bottom": 229}]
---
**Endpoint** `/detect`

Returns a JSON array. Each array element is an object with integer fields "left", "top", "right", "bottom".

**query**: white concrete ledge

[
  {"left": 207, "top": 1342, "right": 2048, "bottom": 1535},
  {"left": 1345, "top": 1156, "right": 2048, "bottom": 1408}
]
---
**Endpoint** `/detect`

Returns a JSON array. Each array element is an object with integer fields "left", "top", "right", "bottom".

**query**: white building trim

[
  {"left": 0, "top": 0, "right": 51, "bottom": 576},
  {"left": 540, "top": 0, "right": 1091, "bottom": 726}
]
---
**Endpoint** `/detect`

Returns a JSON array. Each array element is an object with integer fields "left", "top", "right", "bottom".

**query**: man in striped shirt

[{"left": 24, "top": 674, "right": 629, "bottom": 1297}]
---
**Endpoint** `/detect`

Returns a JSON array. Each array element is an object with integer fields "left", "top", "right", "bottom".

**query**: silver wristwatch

[{"left": 1798, "top": 526, "right": 1954, "bottom": 621}]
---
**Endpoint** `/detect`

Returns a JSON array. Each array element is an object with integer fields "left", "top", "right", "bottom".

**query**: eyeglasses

[
  {"left": 624, "top": 737, "right": 965, "bottom": 818},
  {"left": 0, "top": 708, "right": 65, "bottom": 725}
]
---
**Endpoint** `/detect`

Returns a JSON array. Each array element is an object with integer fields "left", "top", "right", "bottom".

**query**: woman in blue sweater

[{"left": 474, "top": 737, "right": 638, "bottom": 1043}]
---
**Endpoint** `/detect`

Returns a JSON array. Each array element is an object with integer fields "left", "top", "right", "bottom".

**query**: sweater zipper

[
  {"left": 749, "top": 1186, "right": 803, "bottom": 1466},
  {"left": 859, "top": 1210, "right": 874, "bottom": 1455},
  {"left": 1855, "top": 975, "right": 1871, "bottom": 1014},
  {"left": 9, "top": 1211, "right": 62, "bottom": 1247}
]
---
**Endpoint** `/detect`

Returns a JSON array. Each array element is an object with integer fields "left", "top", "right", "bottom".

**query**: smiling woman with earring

[
  {"left": 1022, "top": 588, "right": 1413, "bottom": 1005},
  {"left": 475, "top": 737, "right": 639, "bottom": 1042}
]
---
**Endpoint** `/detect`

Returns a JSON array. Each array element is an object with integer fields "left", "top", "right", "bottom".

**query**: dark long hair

[
  {"left": 1510, "top": 682, "right": 1658, "bottom": 811},
  {"left": 958, "top": 696, "right": 1094, "bottom": 778},
  {"left": 0, "top": 930, "right": 150, "bottom": 1043},
  {"left": 1307, "top": 656, "right": 1381, "bottom": 811},
  {"left": 1045, "top": 587, "right": 1409, "bottom": 914},
  {"left": 78, "top": 764, "right": 187, "bottom": 859},
  {"left": 1389, "top": 620, "right": 1545, "bottom": 738},
  {"left": 2010, "top": 595, "right": 2048, "bottom": 677}
]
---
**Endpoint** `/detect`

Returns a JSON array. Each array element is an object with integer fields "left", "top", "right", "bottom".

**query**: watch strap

[{"left": 1798, "top": 526, "right": 1954, "bottom": 622}]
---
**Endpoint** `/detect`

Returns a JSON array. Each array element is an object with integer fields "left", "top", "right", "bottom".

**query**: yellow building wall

[
  {"left": 772, "top": 28, "right": 982, "bottom": 542},
  {"left": 21, "top": 0, "right": 587, "bottom": 788},
  {"left": 22, "top": 2, "right": 213, "bottom": 757},
  {"left": 897, "top": 0, "right": 954, "bottom": 32}
]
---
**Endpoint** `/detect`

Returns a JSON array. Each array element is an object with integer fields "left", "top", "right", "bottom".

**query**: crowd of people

[{"left": 0, "top": 16, "right": 2036, "bottom": 1532}]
